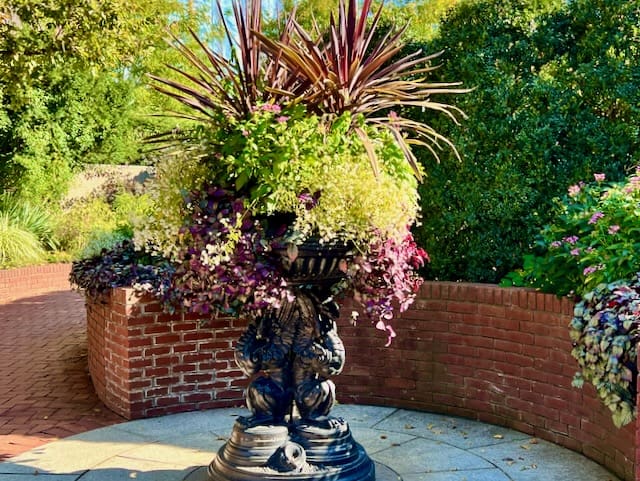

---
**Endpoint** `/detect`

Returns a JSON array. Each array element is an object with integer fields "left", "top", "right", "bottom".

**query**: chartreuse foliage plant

[
  {"left": 142, "top": 105, "right": 419, "bottom": 253},
  {"left": 570, "top": 278, "right": 640, "bottom": 427},
  {"left": 502, "top": 170, "right": 640, "bottom": 297},
  {"left": 57, "top": 192, "right": 153, "bottom": 258}
]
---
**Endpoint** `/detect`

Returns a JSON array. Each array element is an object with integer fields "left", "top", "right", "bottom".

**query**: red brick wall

[
  {"left": 86, "top": 288, "right": 248, "bottom": 419},
  {"left": 86, "top": 282, "right": 636, "bottom": 481},
  {"left": 336, "top": 282, "right": 635, "bottom": 481},
  {"left": 0, "top": 263, "right": 72, "bottom": 303}
]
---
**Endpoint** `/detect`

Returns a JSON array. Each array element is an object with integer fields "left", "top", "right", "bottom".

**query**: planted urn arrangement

[{"left": 71, "top": 0, "right": 465, "bottom": 479}]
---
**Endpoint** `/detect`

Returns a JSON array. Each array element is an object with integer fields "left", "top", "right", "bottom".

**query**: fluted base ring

[{"left": 204, "top": 418, "right": 376, "bottom": 481}]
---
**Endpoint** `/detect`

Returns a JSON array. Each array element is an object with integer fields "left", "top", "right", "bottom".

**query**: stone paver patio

[{"left": 0, "top": 405, "right": 621, "bottom": 481}]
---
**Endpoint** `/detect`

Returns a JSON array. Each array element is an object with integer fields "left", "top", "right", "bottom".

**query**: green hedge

[{"left": 409, "top": 0, "right": 639, "bottom": 282}]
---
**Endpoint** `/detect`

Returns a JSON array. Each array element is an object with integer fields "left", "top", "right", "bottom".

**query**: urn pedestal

[{"left": 206, "top": 243, "right": 377, "bottom": 480}]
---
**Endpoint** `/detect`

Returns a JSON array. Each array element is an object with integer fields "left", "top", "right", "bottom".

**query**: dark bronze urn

[{"left": 207, "top": 242, "right": 375, "bottom": 481}]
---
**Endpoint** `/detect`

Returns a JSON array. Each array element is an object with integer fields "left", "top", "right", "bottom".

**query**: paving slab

[
  {"left": 372, "top": 408, "right": 531, "bottom": 449},
  {"left": 0, "top": 405, "right": 622, "bottom": 481}
]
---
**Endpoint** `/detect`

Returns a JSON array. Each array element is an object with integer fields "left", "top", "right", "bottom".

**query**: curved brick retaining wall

[
  {"left": 85, "top": 283, "right": 636, "bottom": 481},
  {"left": 337, "top": 282, "right": 636, "bottom": 481}
]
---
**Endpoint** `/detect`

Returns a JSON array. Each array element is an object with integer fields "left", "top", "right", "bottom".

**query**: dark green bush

[{"left": 409, "top": 0, "right": 639, "bottom": 282}]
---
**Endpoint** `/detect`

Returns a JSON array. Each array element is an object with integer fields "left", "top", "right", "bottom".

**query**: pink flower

[
  {"left": 608, "top": 225, "right": 620, "bottom": 234},
  {"left": 594, "top": 173, "right": 605, "bottom": 182},
  {"left": 276, "top": 116, "right": 289, "bottom": 123},
  {"left": 588, "top": 212, "right": 604, "bottom": 224},
  {"left": 568, "top": 184, "right": 581, "bottom": 197},
  {"left": 570, "top": 248, "right": 580, "bottom": 256},
  {"left": 261, "top": 103, "right": 281, "bottom": 113},
  {"left": 583, "top": 266, "right": 597, "bottom": 276},
  {"left": 550, "top": 240, "right": 562, "bottom": 248},
  {"left": 376, "top": 320, "right": 397, "bottom": 347},
  {"left": 563, "top": 235, "right": 579, "bottom": 245}
]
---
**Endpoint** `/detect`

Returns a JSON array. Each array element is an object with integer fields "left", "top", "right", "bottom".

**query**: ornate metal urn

[{"left": 207, "top": 242, "right": 375, "bottom": 481}]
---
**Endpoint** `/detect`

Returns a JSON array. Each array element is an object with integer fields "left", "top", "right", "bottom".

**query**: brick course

[
  {"left": 86, "top": 282, "right": 636, "bottom": 481},
  {"left": 86, "top": 288, "right": 248, "bottom": 419}
]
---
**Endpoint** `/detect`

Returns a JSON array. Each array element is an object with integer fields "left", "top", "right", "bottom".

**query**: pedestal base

[
  {"left": 184, "top": 463, "right": 401, "bottom": 481},
  {"left": 204, "top": 417, "right": 379, "bottom": 481}
]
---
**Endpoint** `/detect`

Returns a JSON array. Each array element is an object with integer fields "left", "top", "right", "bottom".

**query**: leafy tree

[
  {"left": 273, "top": 0, "right": 459, "bottom": 40},
  {"left": 377, "top": 0, "right": 462, "bottom": 40},
  {"left": 0, "top": 0, "right": 207, "bottom": 203}
]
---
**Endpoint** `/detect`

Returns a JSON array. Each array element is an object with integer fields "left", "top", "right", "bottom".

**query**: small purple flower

[
  {"left": 276, "top": 116, "right": 289, "bottom": 124},
  {"left": 588, "top": 211, "right": 604, "bottom": 224},
  {"left": 563, "top": 235, "right": 579, "bottom": 245},
  {"left": 298, "top": 190, "right": 321, "bottom": 210},
  {"left": 242, "top": 129, "right": 249, "bottom": 137},
  {"left": 594, "top": 173, "right": 605, "bottom": 182},
  {"left": 570, "top": 248, "right": 580, "bottom": 256},
  {"left": 550, "top": 240, "right": 562, "bottom": 248},
  {"left": 608, "top": 225, "right": 620, "bottom": 234},
  {"left": 583, "top": 266, "right": 598, "bottom": 276}
]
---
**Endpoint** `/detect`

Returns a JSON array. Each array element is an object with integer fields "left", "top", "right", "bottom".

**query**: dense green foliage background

[
  {"left": 410, "top": 0, "right": 640, "bottom": 282},
  {"left": 0, "top": 0, "right": 207, "bottom": 204}
]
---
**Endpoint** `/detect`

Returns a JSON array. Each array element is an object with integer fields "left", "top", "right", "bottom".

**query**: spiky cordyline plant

[
  {"left": 148, "top": 0, "right": 466, "bottom": 179},
  {"left": 147, "top": 0, "right": 297, "bottom": 136},
  {"left": 254, "top": 0, "right": 468, "bottom": 178}
]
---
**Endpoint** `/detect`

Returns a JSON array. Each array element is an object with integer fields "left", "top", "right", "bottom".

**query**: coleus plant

[
  {"left": 337, "top": 232, "right": 430, "bottom": 346},
  {"left": 570, "top": 276, "right": 640, "bottom": 427},
  {"left": 169, "top": 186, "right": 290, "bottom": 318}
]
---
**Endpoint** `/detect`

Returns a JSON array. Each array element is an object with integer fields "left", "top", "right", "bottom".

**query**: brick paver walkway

[{"left": 0, "top": 290, "right": 124, "bottom": 461}]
